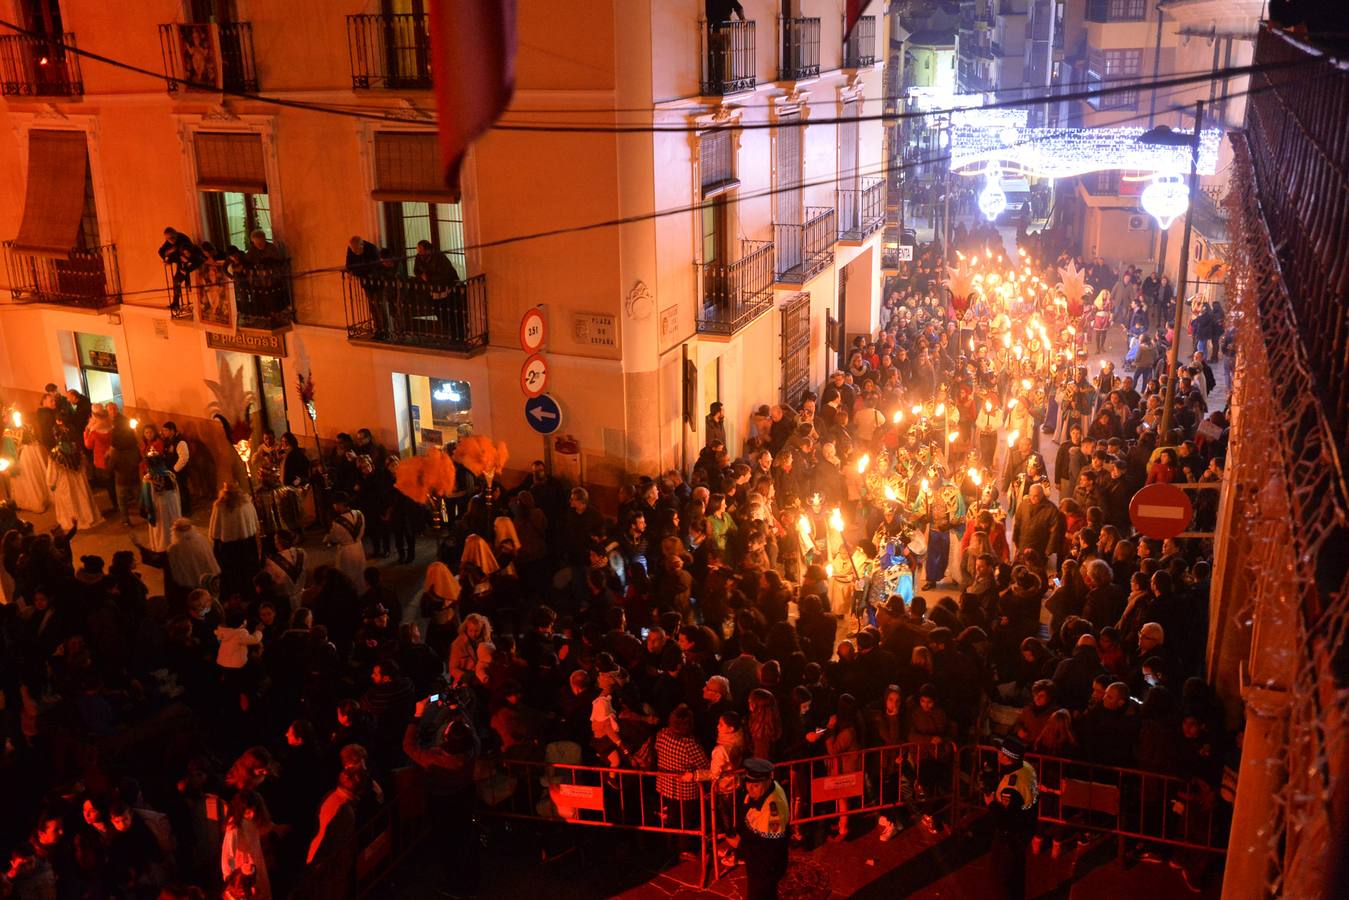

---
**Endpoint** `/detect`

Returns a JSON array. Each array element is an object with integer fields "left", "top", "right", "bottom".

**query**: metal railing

[
  {"left": 704, "top": 740, "right": 959, "bottom": 883},
  {"left": 233, "top": 258, "right": 295, "bottom": 329},
  {"left": 347, "top": 13, "right": 432, "bottom": 90},
  {"left": 163, "top": 261, "right": 295, "bottom": 330},
  {"left": 1246, "top": 28, "right": 1349, "bottom": 455},
  {"left": 702, "top": 20, "right": 756, "bottom": 96},
  {"left": 838, "top": 177, "right": 885, "bottom": 240},
  {"left": 158, "top": 21, "right": 258, "bottom": 93},
  {"left": 843, "top": 15, "right": 876, "bottom": 68},
  {"left": 342, "top": 271, "right": 489, "bottom": 353},
  {"left": 697, "top": 239, "right": 774, "bottom": 335},
  {"left": 3, "top": 242, "right": 120, "bottom": 308},
  {"left": 0, "top": 32, "right": 83, "bottom": 96},
  {"left": 779, "top": 17, "right": 820, "bottom": 80},
  {"left": 775, "top": 206, "right": 836, "bottom": 283},
  {"left": 956, "top": 745, "right": 1229, "bottom": 855}
]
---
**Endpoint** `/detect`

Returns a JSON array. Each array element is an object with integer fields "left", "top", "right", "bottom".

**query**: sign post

[{"left": 1128, "top": 483, "right": 1195, "bottom": 540}]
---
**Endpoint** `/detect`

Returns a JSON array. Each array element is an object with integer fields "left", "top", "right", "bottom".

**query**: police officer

[
  {"left": 726, "top": 758, "right": 790, "bottom": 900},
  {"left": 983, "top": 736, "right": 1038, "bottom": 900}
]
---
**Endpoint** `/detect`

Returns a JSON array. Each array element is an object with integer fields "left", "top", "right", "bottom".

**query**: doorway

[
  {"left": 73, "top": 332, "right": 123, "bottom": 408},
  {"left": 392, "top": 372, "right": 473, "bottom": 457},
  {"left": 217, "top": 351, "right": 287, "bottom": 436}
]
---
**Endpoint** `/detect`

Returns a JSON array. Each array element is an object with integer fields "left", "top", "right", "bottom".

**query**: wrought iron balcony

[
  {"left": 0, "top": 32, "right": 83, "bottom": 97},
  {"left": 775, "top": 207, "right": 836, "bottom": 284},
  {"left": 163, "top": 259, "right": 294, "bottom": 331},
  {"left": 697, "top": 240, "right": 775, "bottom": 336},
  {"left": 159, "top": 21, "right": 258, "bottom": 93},
  {"left": 3, "top": 242, "right": 120, "bottom": 309},
  {"left": 348, "top": 13, "right": 432, "bottom": 90},
  {"left": 702, "top": 20, "right": 756, "bottom": 96},
  {"left": 342, "top": 271, "right": 489, "bottom": 353},
  {"left": 837, "top": 178, "right": 885, "bottom": 241},
  {"left": 844, "top": 16, "right": 876, "bottom": 68},
  {"left": 779, "top": 17, "right": 820, "bottom": 80}
]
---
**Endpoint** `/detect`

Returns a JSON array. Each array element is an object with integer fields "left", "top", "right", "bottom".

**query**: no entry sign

[{"left": 1128, "top": 483, "right": 1194, "bottom": 540}]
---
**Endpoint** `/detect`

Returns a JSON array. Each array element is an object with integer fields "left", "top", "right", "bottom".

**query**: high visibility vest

[
  {"left": 997, "top": 762, "right": 1039, "bottom": 811},
  {"left": 744, "top": 783, "right": 790, "bottom": 839}
]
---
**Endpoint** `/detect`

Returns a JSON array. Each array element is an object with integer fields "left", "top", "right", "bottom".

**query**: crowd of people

[
  {"left": 159, "top": 227, "right": 292, "bottom": 327},
  {"left": 0, "top": 230, "right": 1238, "bottom": 898}
]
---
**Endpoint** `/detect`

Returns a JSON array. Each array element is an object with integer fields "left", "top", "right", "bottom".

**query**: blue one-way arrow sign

[{"left": 524, "top": 393, "right": 562, "bottom": 435}]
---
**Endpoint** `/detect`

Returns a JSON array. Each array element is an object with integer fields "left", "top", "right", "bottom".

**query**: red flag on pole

[
  {"left": 429, "top": 0, "right": 517, "bottom": 201},
  {"left": 845, "top": 0, "right": 874, "bottom": 42}
]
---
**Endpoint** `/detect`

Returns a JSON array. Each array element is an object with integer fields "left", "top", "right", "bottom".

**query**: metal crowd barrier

[{"left": 955, "top": 744, "right": 1229, "bottom": 858}]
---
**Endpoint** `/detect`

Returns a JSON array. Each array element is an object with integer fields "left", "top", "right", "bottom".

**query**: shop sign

[{"left": 206, "top": 331, "right": 287, "bottom": 357}]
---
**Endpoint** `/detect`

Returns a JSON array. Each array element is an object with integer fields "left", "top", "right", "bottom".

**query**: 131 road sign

[
  {"left": 1128, "top": 483, "right": 1194, "bottom": 540},
  {"left": 524, "top": 394, "right": 562, "bottom": 435}
]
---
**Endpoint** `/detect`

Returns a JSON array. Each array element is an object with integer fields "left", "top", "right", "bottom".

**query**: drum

[{"left": 904, "top": 528, "right": 928, "bottom": 557}]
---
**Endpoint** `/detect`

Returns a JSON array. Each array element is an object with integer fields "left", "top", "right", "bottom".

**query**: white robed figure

[
  {"left": 46, "top": 455, "right": 99, "bottom": 530},
  {"left": 11, "top": 441, "right": 52, "bottom": 513},
  {"left": 324, "top": 494, "right": 366, "bottom": 586},
  {"left": 143, "top": 455, "right": 183, "bottom": 552}
]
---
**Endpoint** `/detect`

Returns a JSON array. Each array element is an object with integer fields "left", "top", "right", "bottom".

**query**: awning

[
  {"left": 194, "top": 131, "right": 267, "bottom": 193},
  {"left": 372, "top": 131, "right": 455, "bottom": 202},
  {"left": 12, "top": 130, "right": 89, "bottom": 256}
]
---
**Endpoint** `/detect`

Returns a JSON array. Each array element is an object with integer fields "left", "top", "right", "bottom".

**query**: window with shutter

[
  {"left": 194, "top": 132, "right": 266, "bottom": 192},
  {"left": 701, "top": 129, "right": 737, "bottom": 196}
]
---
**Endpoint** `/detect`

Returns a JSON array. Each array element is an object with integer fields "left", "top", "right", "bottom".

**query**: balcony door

[
  {"left": 19, "top": 0, "right": 71, "bottom": 94},
  {"left": 701, "top": 194, "right": 731, "bottom": 309},
  {"left": 187, "top": 0, "right": 247, "bottom": 91},
  {"left": 381, "top": 200, "right": 466, "bottom": 277},
  {"left": 382, "top": 0, "right": 430, "bottom": 88}
]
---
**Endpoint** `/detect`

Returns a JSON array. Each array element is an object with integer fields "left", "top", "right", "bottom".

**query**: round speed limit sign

[{"left": 520, "top": 353, "right": 549, "bottom": 398}]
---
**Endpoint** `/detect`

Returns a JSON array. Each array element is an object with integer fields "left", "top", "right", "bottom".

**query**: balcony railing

[
  {"left": 702, "top": 20, "right": 756, "bottom": 96},
  {"left": 775, "top": 207, "right": 836, "bottom": 283},
  {"left": 163, "top": 260, "right": 294, "bottom": 331},
  {"left": 844, "top": 16, "right": 876, "bottom": 68},
  {"left": 0, "top": 32, "right": 83, "bottom": 97},
  {"left": 697, "top": 240, "right": 774, "bottom": 335},
  {"left": 347, "top": 13, "right": 432, "bottom": 90},
  {"left": 837, "top": 178, "right": 885, "bottom": 240},
  {"left": 159, "top": 21, "right": 258, "bottom": 93},
  {"left": 3, "top": 243, "right": 120, "bottom": 309},
  {"left": 779, "top": 17, "right": 820, "bottom": 80},
  {"left": 342, "top": 271, "right": 489, "bottom": 353}
]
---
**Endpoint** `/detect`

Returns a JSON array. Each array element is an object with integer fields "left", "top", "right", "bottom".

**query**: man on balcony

[
  {"left": 238, "top": 230, "right": 286, "bottom": 323},
  {"left": 706, "top": 0, "right": 745, "bottom": 89},
  {"left": 345, "top": 236, "right": 389, "bottom": 339},
  {"left": 413, "top": 240, "right": 461, "bottom": 342},
  {"left": 158, "top": 227, "right": 205, "bottom": 313}
]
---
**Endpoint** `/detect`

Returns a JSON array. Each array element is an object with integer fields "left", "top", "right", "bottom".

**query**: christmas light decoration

[
  {"left": 1140, "top": 172, "right": 1190, "bottom": 229},
  {"left": 949, "top": 125, "right": 1221, "bottom": 178},
  {"left": 978, "top": 166, "right": 1007, "bottom": 221}
]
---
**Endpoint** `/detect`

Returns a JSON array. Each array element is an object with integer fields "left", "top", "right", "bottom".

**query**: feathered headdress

[
  {"left": 1056, "top": 261, "right": 1089, "bottom": 318},
  {"left": 205, "top": 359, "right": 255, "bottom": 445},
  {"left": 943, "top": 260, "right": 976, "bottom": 314},
  {"left": 452, "top": 435, "right": 509, "bottom": 484},
  {"left": 394, "top": 446, "right": 459, "bottom": 504}
]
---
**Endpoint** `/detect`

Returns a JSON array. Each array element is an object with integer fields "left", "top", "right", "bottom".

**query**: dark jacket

[
  {"left": 1052, "top": 645, "right": 1104, "bottom": 710},
  {"left": 1012, "top": 498, "right": 1062, "bottom": 557}
]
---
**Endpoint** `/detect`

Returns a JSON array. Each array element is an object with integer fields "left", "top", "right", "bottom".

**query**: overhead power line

[
  {"left": 0, "top": 73, "right": 1297, "bottom": 304},
  {"left": 0, "top": 19, "right": 1313, "bottom": 137}
]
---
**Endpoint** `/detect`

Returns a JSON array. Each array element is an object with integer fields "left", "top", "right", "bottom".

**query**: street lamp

[{"left": 1137, "top": 100, "right": 1203, "bottom": 442}]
